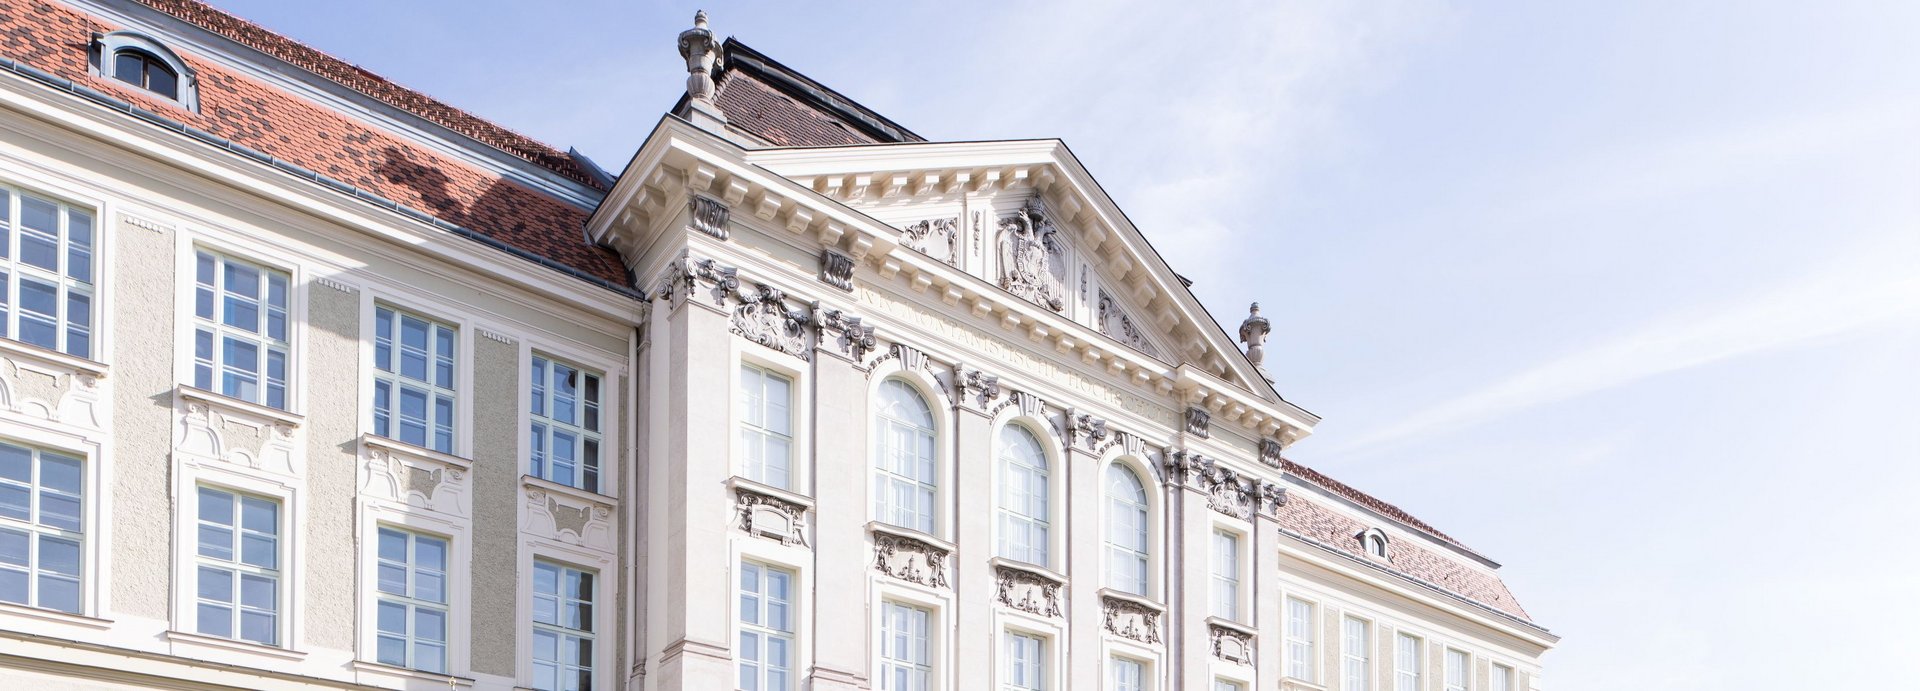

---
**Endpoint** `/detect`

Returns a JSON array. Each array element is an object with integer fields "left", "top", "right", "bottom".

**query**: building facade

[{"left": 0, "top": 2, "right": 1554, "bottom": 690}]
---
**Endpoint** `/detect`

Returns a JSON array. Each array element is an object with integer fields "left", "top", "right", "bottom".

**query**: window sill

[
  {"left": 865, "top": 521, "right": 951, "bottom": 552},
  {"left": 1206, "top": 615, "right": 1257, "bottom": 637},
  {"left": 177, "top": 385, "right": 304, "bottom": 428},
  {"left": 988, "top": 556, "right": 1067, "bottom": 586},
  {"left": 1280, "top": 679, "right": 1329, "bottom": 691},
  {"left": 522, "top": 474, "right": 616, "bottom": 508},
  {"left": 727, "top": 476, "right": 813, "bottom": 511},
  {"left": 0, "top": 337, "right": 108, "bottom": 381},
  {"left": 1096, "top": 588, "right": 1164, "bottom": 614},
  {"left": 164, "top": 629, "right": 306, "bottom": 662},
  {"left": 363, "top": 433, "right": 472, "bottom": 472},
  {"left": 0, "top": 600, "right": 113, "bottom": 630},
  {"left": 350, "top": 660, "right": 474, "bottom": 688}
]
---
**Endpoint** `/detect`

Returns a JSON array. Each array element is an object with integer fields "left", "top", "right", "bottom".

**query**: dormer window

[
  {"left": 1358, "top": 529, "right": 1389, "bottom": 560},
  {"left": 90, "top": 31, "right": 199, "bottom": 111},
  {"left": 112, "top": 49, "right": 178, "bottom": 99}
]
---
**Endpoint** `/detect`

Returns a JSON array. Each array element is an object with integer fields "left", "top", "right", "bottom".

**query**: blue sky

[{"left": 212, "top": 1, "right": 1920, "bottom": 687}]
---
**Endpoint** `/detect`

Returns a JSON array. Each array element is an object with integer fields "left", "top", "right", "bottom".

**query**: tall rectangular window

[
  {"left": 373, "top": 306, "right": 456, "bottom": 453},
  {"left": 195, "top": 486, "right": 279, "bottom": 646},
  {"left": 1342, "top": 616, "right": 1370, "bottom": 691},
  {"left": 879, "top": 601, "right": 931, "bottom": 691},
  {"left": 1285, "top": 598, "right": 1315, "bottom": 681},
  {"left": 1445, "top": 649, "right": 1471, "bottom": 691},
  {"left": 193, "top": 251, "right": 289, "bottom": 409},
  {"left": 1210, "top": 529, "right": 1240, "bottom": 621},
  {"left": 0, "top": 442, "right": 82, "bottom": 614},
  {"left": 1492, "top": 664, "right": 1513, "bottom": 691},
  {"left": 738, "top": 561, "right": 794, "bottom": 691},
  {"left": 738, "top": 364, "right": 793, "bottom": 489},
  {"left": 1003, "top": 631, "right": 1044, "bottom": 691},
  {"left": 0, "top": 187, "right": 93, "bottom": 359},
  {"left": 530, "top": 355, "right": 603, "bottom": 492},
  {"left": 532, "top": 561, "right": 595, "bottom": 691},
  {"left": 1110, "top": 657, "right": 1144, "bottom": 691},
  {"left": 1394, "top": 633, "right": 1422, "bottom": 691},
  {"left": 374, "top": 527, "right": 448, "bottom": 673}
]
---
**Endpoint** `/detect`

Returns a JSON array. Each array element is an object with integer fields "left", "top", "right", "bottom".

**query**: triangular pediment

[{"left": 743, "top": 140, "right": 1279, "bottom": 403}]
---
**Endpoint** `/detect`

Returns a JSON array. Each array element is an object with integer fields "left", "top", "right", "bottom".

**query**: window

[
  {"left": 1110, "top": 657, "right": 1144, "bottom": 691},
  {"left": 373, "top": 527, "right": 448, "bottom": 673},
  {"left": 0, "top": 187, "right": 94, "bottom": 358},
  {"left": 879, "top": 601, "right": 931, "bottom": 691},
  {"left": 373, "top": 306, "right": 457, "bottom": 454},
  {"left": 1445, "top": 649, "right": 1471, "bottom": 691},
  {"left": 193, "top": 251, "right": 289, "bottom": 409},
  {"left": 996, "top": 425, "right": 1049, "bottom": 567},
  {"left": 1492, "top": 664, "right": 1513, "bottom": 691},
  {"left": 1213, "top": 681, "right": 1244, "bottom": 691},
  {"left": 738, "top": 363, "right": 793, "bottom": 490},
  {"left": 1104, "top": 464, "right": 1149, "bottom": 596},
  {"left": 1284, "top": 598, "right": 1316, "bottom": 681},
  {"left": 530, "top": 355, "right": 603, "bottom": 492},
  {"left": 112, "top": 49, "right": 179, "bottom": 99},
  {"left": 0, "top": 442, "right": 82, "bottom": 614},
  {"left": 1361, "top": 529, "right": 1388, "bottom": 559},
  {"left": 532, "top": 561, "right": 595, "bottom": 691},
  {"left": 1003, "top": 631, "right": 1045, "bottom": 691},
  {"left": 873, "top": 380, "right": 935, "bottom": 533},
  {"left": 1210, "top": 529, "right": 1240, "bottom": 621},
  {"left": 194, "top": 486, "right": 279, "bottom": 645},
  {"left": 1342, "top": 617, "right": 1370, "bottom": 691},
  {"left": 1394, "top": 633, "right": 1421, "bottom": 691},
  {"left": 738, "top": 561, "right": 794, "bottom": 691}
]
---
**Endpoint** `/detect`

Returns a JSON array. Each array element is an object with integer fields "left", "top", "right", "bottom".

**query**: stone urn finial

[
  {"left": 678, "top": 10, "right": 720, "bottom": 103},
  {"left": 1239, "top": 302, "right": 1272, "bottom": 381}
]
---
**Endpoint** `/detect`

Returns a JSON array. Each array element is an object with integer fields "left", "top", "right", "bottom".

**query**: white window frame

[
  {"left": 1342, "top": 615, "right": 1371, "bottom": 691},
  {"left": 1284, "top": 597, "right": 1317, "bottom": 682},
  {"left": 872, "top": 377, "right": 938, "bottom": 534},
  {"left": 370, "top": 304, "right": 459, "bottom": 455},
  {"left": 189, "top": 484, "right": 282, "bottom": 647},
  {"left": 994, "top": 422, "right": 1055, "bottom": 568},
  {"left": 1210, "top": 528, "right": 1243, "bottom": 622},
  {"left": 1394, "top": 632, "right": 1422, "bottom": 691},
  {"left": 529, "top": 559, "right": 598, "bottom": 691},
  {"left": 1000, "top": 628, "right": 1048, "bottom": 691},
  {"left": 1445, "top": 648, "right": 1472, "bottom": 691},
  {"left": 737, "top": 558, "right": 799, "bottom": 691},
  {"left": 370, "top": 525, "right": 452, "bottom": 674},
  {"left": 189, "top": 248, "right": 293, "bottom": 410},
  {"left": 1213, "top": 680, "right": 1245, "bottom": 691},
  {"left": 1109, "top": 655, "right": 1148, "bottom": 691},
  {"left": 0, "top": 182, "right": 97, "bottom": 360},
  {"left": 1492, "top": 663, "right": 1514, "bottom": 691},
  {"left": 528, "top": 352, "right": 606, "bottom": 493},
  {"left": 738, "top": 360, "right": 797, "bottom": 491},
  {"left": 89, "top": 31, "right": 201, "bottom": 111},
  {"left": 878, "top": 599, "right": 934, "bottom": 691},
  {"left": 514, "top": 532, "right": 616, "bottom": 690},
  {"left": 0, "top": 421, "right": 106, "bottom": 631},
  {"left": 354, "top": 497, "right": 471, "bottom": 682},
  {"left": 0, "top": 440, "right": 85, "bottom": 615},
  {"left": 870, "top": 578, "right": 947, "bottom": 691},
  {"left": 1102, "top": 459, "right": 1153, "bottom": 598}
]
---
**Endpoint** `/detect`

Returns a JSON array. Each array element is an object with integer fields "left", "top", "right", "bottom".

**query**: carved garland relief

[{"left": 900, "top": 217, "right": 959, "bottom": 265}]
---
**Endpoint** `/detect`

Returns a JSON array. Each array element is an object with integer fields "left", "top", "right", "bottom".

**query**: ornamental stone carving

[
  {"left": 1185, "top": 406, "right": 1211, "bottom": 438},
  {"left": 1259, "top": 438, "right": 1284, "bottom": 468},
  {"left": 994, "top": 562, "right": 1064, "bottom": 619},
  {"left": 677, "top": 11, "right": 720, "bottom": 102},
  {"left": 0, "top": 352, "right": 103, "bottom": 429},
  {"left": 996, "top": 201, "right": 1066, "bottom": 312},
  {"left": 174, "top": 387, "right": 300, "bottom": 478},
  {"left": 731, "top": 283, "right": 811, "bottom": 361},
  {"left": 735, "top": 483, "right": 810, "bottom": 547},
  {"left": 1098, "top": 289, "right": 1159, "bottom": 357},
  {"left": 522, "top": 483, "right": 616, "bottom": 551},
  {"left": 819, "top": 249, "right": 856, "bottom": 291},
  {"left": 871, "top": 529, "right": 950, "bottom": 589},
  {"left": 359, "top": 437, "right": 471, "bottom": 518},
  {"left": 813, "top": 305, "right": 878, "bottom": 361},
  {"left": 1069, "top": 410, "right": 1108, "bottom": 451},
  {"left": 660, "top": 254, "right": 739, "bottom": 307},
  {"left": 689, "top": 196, "right": 729, "bottom": 240},
  {"left": 1167, "top": 452, "right": 1259, "bottom": 520},
  {"left": 1210, "top": 622, "right": 1256, "bottom": 665},
  {"left": 951, "top": 364, "right": 1002, "bottom": 411},
  {"left": 901, "top": 217, "right": 959, "bottom": 265},
  {"left": 1240, "top": 302, "right": 1272, "bottom": 382},
  {"left": 1101, "top": 594, "right": 1163, "bottom": 645}
]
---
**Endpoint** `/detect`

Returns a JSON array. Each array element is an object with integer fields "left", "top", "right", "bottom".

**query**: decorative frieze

[
  {"left": 731, "top": 478, "right": 811, "bottom": 548},
  {"left": 993, "top": 559, "right": 1065, "bottom": 619},
  {"left": 359, "top": 435, "right": 471, "bottom": 518},
  {"left": 1185, "top": 406, "right": 1211, "bottom": 438},
  {"left": 731, "top": 283, "right": 811, "bottom": 361},
  {"left": 522, "top": 477, "right": 616, "bottom": 551},
  {"left": 689, "top": 195, "right": 729, "bottom": 240},
  {"left": 813, "top": 304, "right": 878, "bottom": 361},
  {"left": 1167, "top": 452, "right": 1259, "bottom": 520},
  {"left": 1208, "top": 620, "right": 1256, "bottom": 665},
  {"left": 900, "top": 216, "right": 959, "bottom": 265},
  {"left": 819, "top": 248, "right": 856, "bottom": 292},
  {"left": 315, "top": 276, "right": 357, "bottom": 293},
  {"left": 1100, "top": 591, "right": 1164, "bottom": 645},
  {"left": 996, "top": 200, "right": 1066, "bottom": 312},
  {"left": 0, "top": 343, "right": 106, "bottom": 430},
  {"left": 174, "top": 386, "right": 301, "bottom": 478},
  {"left": 869, "top": 523, "right": 951, "bottom": 589}
]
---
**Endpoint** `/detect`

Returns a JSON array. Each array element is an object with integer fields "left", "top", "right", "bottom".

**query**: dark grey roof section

[
  {"left": 0, "top": 56, "right": 642, "bottom": 300},
  {"left": 722, "top": 39, "right": 925, "bottom": 144}
]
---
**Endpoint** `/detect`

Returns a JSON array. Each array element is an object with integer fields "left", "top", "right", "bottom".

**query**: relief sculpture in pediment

[
  {"left": 997, "top": 201, "right": 1066, "bottom": 312},
  {"left": 901, "top": 217, "right": 959, "bottom": 265}
]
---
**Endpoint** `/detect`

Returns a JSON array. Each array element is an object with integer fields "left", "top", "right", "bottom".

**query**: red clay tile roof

[
  {"left": 131, "top": 0, "right": 605, "bottom": 190},
  {"left": 704, "top": 39, "right": 924, "bottom": 148},
  {"left": 2, "top": 0, "right": 629, "bottom": 286},
  {"left": 1276, "top": 492, "right": 1533, "bottom": 622},
  {"left": 1281, "top": 457, "right": 1470, "bottom": 552}
]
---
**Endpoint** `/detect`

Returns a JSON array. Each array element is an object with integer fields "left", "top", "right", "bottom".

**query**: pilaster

[
  {"left": 1064, "top": 411, "right": 1104, "bottom": 686},
  {"left": 951, "top": 363, "right": 998, "bottom": 690},
  {"left": 808, "top": 335, "right": 870, "bottom": 690}
]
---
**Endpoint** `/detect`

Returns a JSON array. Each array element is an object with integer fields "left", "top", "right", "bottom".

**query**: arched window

[
  {"left": 1104, "top": 463, "right": 1150, "bottom": 596},
  {"left": 112, "top": 49, "right": 178, "bottom": 99},
  {"left": 996, "top": 425, "right": 1050, "bottom": 567},
  {"left": 1360, "top": 529, "right": 1389, "bottom": 559},
  {"left": 873, "top": 379, "right": 936, "bottom": 533}
]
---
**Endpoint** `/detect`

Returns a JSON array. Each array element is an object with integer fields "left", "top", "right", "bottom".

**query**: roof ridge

[{"left": 131, "top": 0, "right": 604, "bottom": 189}]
